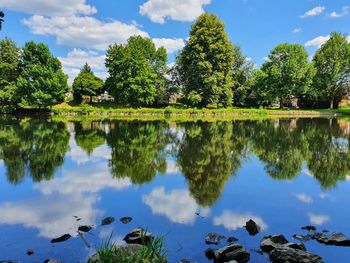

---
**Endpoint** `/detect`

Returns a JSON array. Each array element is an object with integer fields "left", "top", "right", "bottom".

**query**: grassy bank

[{"left": 51, "top": 102, "right": 348, "bottom": 118}]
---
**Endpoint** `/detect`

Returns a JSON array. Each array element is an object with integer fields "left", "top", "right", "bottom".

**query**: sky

[{"left": 0, "top": 0, "right": 349, "bottom": 84}]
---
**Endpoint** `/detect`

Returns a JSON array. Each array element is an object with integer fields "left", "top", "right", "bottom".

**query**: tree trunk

[
  {"left": 279, "top": 98, "right": 283, "bottom": 109},
  {"left": 90, "top": 96, "right": 93, "bottom": 103},
  {"left": 330, "top": 99, "right": 334, "bottom": 109}
]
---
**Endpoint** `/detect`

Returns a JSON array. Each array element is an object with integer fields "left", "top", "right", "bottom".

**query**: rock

[
  {"left": 205, "top": 232, "right": 225, "bottom": 245},
  {"left": 101, "top": 217, "right": 115, "bottom": 226},
  {"left": 260, "top": 235, "right": 289, "bottom": 253},
  {"left": 120, "top": 217, "right": 132, "bottom": 224},
  {"left": 88, "top": 244, "right": 143, "bottom": 263},
  {"left": 301, "top": 225, "right": 316, "bottom": 232},
  {"left": 314, "top": 232, "right": 350, "bottom": 247},
  {"left": 213, "top": 243, "right": 250, "bottom": 263},
  {"left": 78, "top": 225, "right": 92, "bottom": 232},
  {"left": 179, "top": 260, "right": 195, "bottom": 263},
  {"left": 123, "top": 228, "right": 154, "bottom": 245},
  {"left": 269, "top": 246, "right": 324, "bottom": 263},
  {"left": 0, "top": 261, "right": 20, "bottom": 263},
  {"left": 26, "top": 249, "right": 34, "bottom": 256},
  {"left": 292, "top": 234, "right": 314, "bottom": 242},
  {"left": 251, "top": 248, "right": 264, "bottom": 255},
  {"left": 245, "top": 219, "right": 260, "bottom": 236},
  {"left": 227, "top": 236, "right": 239, "bottom": 243},
  {"left": 50, "top": 234, "right": 71, "bottom": 243},
  {"left": 44, "top": 260, "right": 64, "bottom": 263},
  {"left": 205, "top": 248, "right": 215, "bottom": 260},
  {"left": 286, "top": 242, "right": 306, "bottom": 251}
]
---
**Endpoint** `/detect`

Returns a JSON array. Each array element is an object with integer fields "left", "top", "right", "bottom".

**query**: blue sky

[{"left": 0, "top": 0, "right": 349, "bottom": 83}]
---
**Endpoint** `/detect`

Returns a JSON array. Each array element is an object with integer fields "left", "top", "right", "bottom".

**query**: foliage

[
  {"left": 0, "top": 37, "right": 20, "bottom": 106},
  {"left": 312, "top": 32, "right": 350, "bottom": 109},
  {"left": 74, "top": 121, "right": 106, "bottom": 155},
  {"left": 16, "top": 41, "right": 68, "bottom": 108},
  {"left": 106, "top": 121, "right": 168, "bottom": 184},
  {"left": 93, "top": 234, "right": 167, "bottom": 263},
  {"left": 254, "top": 43, "right": 315, "bottom": 108},
  {"left": 72, "top": 63, "right": 104, "bottom": 103},
  {"left": 105, "top": 36, "right": 167, "bottom": 107},
  {"left": 177, "top": 13, "right": 235, "bottom": 108}
]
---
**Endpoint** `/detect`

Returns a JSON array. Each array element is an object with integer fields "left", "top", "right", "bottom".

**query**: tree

[
  {"left": 256, "top": 43, "right": 315, "bottom": 108},
  {"left": 105, "top": 36, "right": 167, "bottom": 107},
  {"left": 312, "top": 32, "right": 350, "bottom": 109},
  {"left": 16, "top": 41, "right": 68, "bottom": 108},
  {"left": 72, "top": 63, "right": 104, "bottom": 103},
  {"left": 232, "top": 45, "right": 254, "bottom": 106},
  {"left": 177, "top": 13, "right": 235, "bottom": 108},
  {"left": 74, "top": 121, "right": 106, "bottom": 155},
  {"left": 0, "top": 37, "right": 20, "bottom": 106}
]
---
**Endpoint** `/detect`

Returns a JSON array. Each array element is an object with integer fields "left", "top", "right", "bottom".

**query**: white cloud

[
  {"left": 59, "top": 48, "right": 107, "bottom": 84},
  {"left": 139, "top": 0, "right": 212, "bottom": 24},
  {"left": 295, "top": 193, "right": 313, "bottom": 204},
  {"left": 329, "top": 6, "right": 349, "bottom": 18},
  {"left": 166, "top": 159, "right": 179, "bottom": 174},
  {"left": 23, "top": 15, "right": 149, "bottom": 50},
  {"left": 305, "top": 35, "right": 330, "bottom": 48},
  {"left": 143, "top": 187, "right": 210, "bottom": 225},
  {"left": 308, "top": 213, "right": 330, "bottom": 226},
  {"left": 292, "top": 28, "right": 302, "bottom": 33},
  {"left": 153, "top": 38, "right": 185, "bottom": 53},
  {"left": 0, "top": 0, "right": 96, "bottom": 16},
  {"left": 301, "top": 6, "right": 325, "bottom": 18},
  {"left": 213, "top": 210, "right": 268, "bottom": 231}
]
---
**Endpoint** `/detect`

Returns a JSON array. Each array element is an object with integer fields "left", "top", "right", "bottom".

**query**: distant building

[{"left": 97, "top": 91, "right": 114, "bottom": 102}]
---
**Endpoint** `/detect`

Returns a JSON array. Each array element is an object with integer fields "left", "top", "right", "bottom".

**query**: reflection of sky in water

[{"left": 0, "top": 119, "right": 350, "bottom": 262}]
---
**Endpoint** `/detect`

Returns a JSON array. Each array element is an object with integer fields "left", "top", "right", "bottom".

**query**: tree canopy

[
  {"left": 312, "top": 32, "right": 350, "bottom": 109},
  {"left": 105, "top": 36, "right": 167, "bottom": 107},
  {"left": 72, "top": 63, "right": 104, "bottom": 103},
  {"left": 16, "top": 41, "right": 68, "bottom": 108},
  {"left": 177, "top": 13, "right": 235, "bottom": 108}
]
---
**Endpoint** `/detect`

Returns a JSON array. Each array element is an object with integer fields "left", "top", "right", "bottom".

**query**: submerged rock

[
  {"left": 227, "top": 236, "right": 239, "bottom": 243},
  {"left": 205, "top": 232, "right": 226, "bottom": 245},
  {"left": 50, "top": 234, "right": 71, "bottom": 243},
  {"left": 120, "top": 217, "right": 133, "bottom": 224},
  {"left": 78, "top": 225, "right": 93, "bottom": 233},
  {"left": 213, "top": 243, "right": 250, "bottom": 263},
  {"left": 292, "top": 234, "right": 314, "bottom": 242},
  {"left": 260, "top": 235, "right": 289, "bottom": 253},
  {"left": 245, "top": 219, "right": 261, "bottom": 236},
  {"left": 314, "top": 232, "right": 350, "bottom": 247},
  {"left": 301, "top": 226, "right": 316, "bottom": 232},
  {"left": 26, "top": 249, "right": 34, "bottom": 256},
  {"left": 44, "top": 260, "right": 64, "bottom": 263},
  {"left": 269, "top": 246, "right": 324, "bottom": 263},
  {"left": 101, "top": 217, "right": 115, "bottom": 226},
  {"left": 123, "top": 228, "right": 154, "bottom": 245},
  {"left": 179, "top": 259, "right": 195, "bottom": 263}
]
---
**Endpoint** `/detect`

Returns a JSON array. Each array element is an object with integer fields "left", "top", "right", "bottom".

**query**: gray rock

[
  {"left": 314, "top": 232, "right": 350, "bottom": 247},
  {"left": 205, "top": 248, "right": 215, "bottom": 260},
  {"left": 293, "top": 234, "right": 314, "bottom": 242},
  {"left": 260, "top": 235, "right": 289, "bottom": 253},
  {"left": 101, "top": 217, "right": 115, "bottom": 226},
  {"left": 123, "top": 228, "right": 154, "bottom": 245},
  {"left": 245, "top": 219, "right": 260, "bottom": 236},
  {"left": 227, "top": 236, "right": 239, "bottom": 243},
  {"left": 50, "top": 234, "right": 71, "bottom": 243},
  {"left": 213, "top": 243, "right": 250, "bottom": 263},
  {"left": 44, "top": 260, "right": 64, "bottom": 263},
  {"left": 301, "top": 225, "right": 316, "bottom": 232},
  {"left": 205, "top": 232, "right": 225, "bottom": 245},
  {"left": 269, "top": 246, "right": 324, "bottom": 263}
]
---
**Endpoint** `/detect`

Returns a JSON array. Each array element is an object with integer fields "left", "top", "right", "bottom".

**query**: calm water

[{"left": 0, "top": 117, "right": 350, "bottom": 263}]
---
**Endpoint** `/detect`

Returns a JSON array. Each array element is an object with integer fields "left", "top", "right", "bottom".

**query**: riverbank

[{"left": 50, "top": 102, "right": 350, "bottom": 118}]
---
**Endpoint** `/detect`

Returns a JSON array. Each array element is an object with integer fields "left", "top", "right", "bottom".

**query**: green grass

[
  {"left": 92, "top": 233, "right": 167, "bottom": 263},
  {"left": 50, "top": 102, "right": 347, "bottom": 118}
]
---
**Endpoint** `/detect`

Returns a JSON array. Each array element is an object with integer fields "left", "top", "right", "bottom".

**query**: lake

[{"left": 0, "top": 116, "right": 350, "bottom": 262}]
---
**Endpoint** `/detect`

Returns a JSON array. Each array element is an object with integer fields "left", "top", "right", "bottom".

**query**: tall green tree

[
  {"left": 0, "top": 37, "right": 20, "bottom": 106},
  {"left": 16, "top": 41, "right": 68, "bottom": 108},
  {"left": 177, "top": 13, "right": 235, "bottom": 108},
  {"left": 255, "top": 43, "right": 315, "bottom": 108},
  {"left": 312, "top": 32, "right": 350, "bottom": 109},
  {"left": 72, "top": 63, "right": 104, "bottom": 103},
  {"left": 105, "top": 36, "right": 167, "bottom": 107}
]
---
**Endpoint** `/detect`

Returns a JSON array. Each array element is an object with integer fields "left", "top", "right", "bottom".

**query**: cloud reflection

[{"left": 308, "top": 213, "right": 330, "bottom": 226}]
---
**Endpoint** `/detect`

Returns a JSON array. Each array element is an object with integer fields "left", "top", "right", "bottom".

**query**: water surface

[{"left": 0, "top": 117, "right": 350, "bottom": 262}]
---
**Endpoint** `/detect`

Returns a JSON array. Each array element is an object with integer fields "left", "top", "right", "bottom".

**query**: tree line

[{"left": 0, "top": 13, "right": 349, "bottom": 110}]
